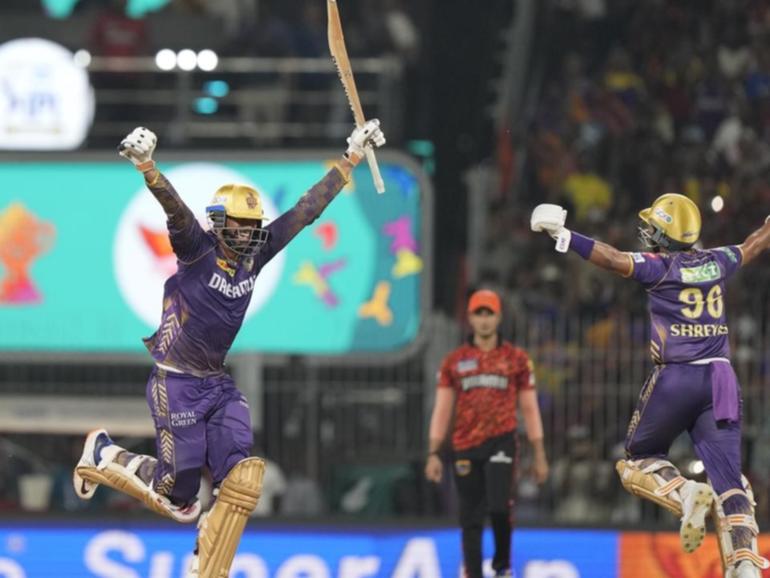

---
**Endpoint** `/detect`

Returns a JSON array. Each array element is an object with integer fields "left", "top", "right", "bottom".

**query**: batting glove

[
  {"left": 345, "top": 119, "right": 386, "bottom": 164},
  {"left": 119, "top": 127, "right": 158, "bottom": 173},
  {"left": 531, "top": 203, "right": 571, "bottom": 253}
]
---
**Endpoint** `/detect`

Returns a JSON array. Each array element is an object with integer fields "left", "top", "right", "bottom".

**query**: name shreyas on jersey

[
  {"left": 460, "top": 374, "right": 508, "bottom": 392},
  {"left": 670, "top": 323, "right": 729, "bottom": 337},
  {"left": 208, "top": 272, "right": 257, "bottom": 299}
]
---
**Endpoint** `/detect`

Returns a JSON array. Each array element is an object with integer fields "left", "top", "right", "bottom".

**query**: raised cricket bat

[{"left": 327, "top": 0, "right": 385, "bottom": 194}]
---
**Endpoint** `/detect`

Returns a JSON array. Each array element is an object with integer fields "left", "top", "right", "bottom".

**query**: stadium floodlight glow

[
  {"left": 177, "top": 49, "right": 197, "bottom": 71},
  {"left": 710, "top": 195, "right": 724, "bottom": 213},
  {"left": 197, "top": 49, "right": 218, "bottom": 72},
  {"left": 155, "top": 49, "right": 176, "bottom": 71},
  {"left": 73, "top": 49, "right": 91, "bottom": 68}
]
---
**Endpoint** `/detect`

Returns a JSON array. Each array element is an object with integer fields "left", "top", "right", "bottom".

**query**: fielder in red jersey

[{"left": 425, "top": 289, "right": 548, "bottom": 578}]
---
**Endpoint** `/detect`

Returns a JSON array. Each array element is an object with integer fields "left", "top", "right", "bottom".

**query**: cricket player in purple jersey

[
  {"left": 72, "top": 121, "right": 385, "bottom": 578},
  {"left": 531, "top": 194, "right": 770, "bottom": 577}
]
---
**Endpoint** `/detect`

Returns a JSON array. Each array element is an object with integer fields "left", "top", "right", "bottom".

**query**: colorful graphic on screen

[
  {"left": 0, "top": 203, "right": 55, "bottom": 305},
  {"left": 0, "top": 155, "right": 427, "bottom": 354}
]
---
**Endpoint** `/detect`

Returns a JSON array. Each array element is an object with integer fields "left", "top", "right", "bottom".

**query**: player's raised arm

[
  {"left": 738, "top": 216, "right": 770, "bottom": 266},
  {"left": 530, "top": 203, "right": 633, "bottom": 277},
  {"left": 118, "top": 127, "right": 207, "bottom": 262},
  {"left": 256, "top": 120, "right": 386, "bottom": 265}
]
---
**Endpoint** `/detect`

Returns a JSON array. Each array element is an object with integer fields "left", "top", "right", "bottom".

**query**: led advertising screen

[
  {"left": 0, "top": 154, "right": 428, "bottom": 355},
  {"left": 0, "top": 525, "right": 616, "bottom": 578}
]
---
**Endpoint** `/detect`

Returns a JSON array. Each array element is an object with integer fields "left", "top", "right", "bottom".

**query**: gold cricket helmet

[
  {"left": 638, "top": 193, "right": 701, "bottom": 251},
  {"left": 206, "top": 184, "right": 269, "bottom": 257},
  {"left": 207, "top": 184, "right": 266, "bottom": 220}
]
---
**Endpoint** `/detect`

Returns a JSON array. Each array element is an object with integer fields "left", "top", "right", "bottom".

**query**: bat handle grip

[{"left": 365, "top": 147, "right": 385, "bottom": 194}]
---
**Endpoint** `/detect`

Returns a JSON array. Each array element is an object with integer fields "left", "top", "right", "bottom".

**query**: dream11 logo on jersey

[
  {"left": 0, "top": 38, "right": 95, "bottom": 150},
  {"left": 113, "top": 163, "right": 286, "bottom": 329}
]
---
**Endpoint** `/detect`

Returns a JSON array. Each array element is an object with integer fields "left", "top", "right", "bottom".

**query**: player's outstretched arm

[
  {"left": 738, "top": 216, "right": 770, "bottom": 266},
  {"left": 118, "top": 127, "right": 205, "bottom": 261},
  {"left": 530, "top": 203, "right": 632, "bottom": 277},
  {"left": 258, "top": 120, "right": 386, "bottom": 263}
]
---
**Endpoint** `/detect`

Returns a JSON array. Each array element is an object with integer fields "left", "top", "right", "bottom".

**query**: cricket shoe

[
  {"left": 184, "top": 553, "right": 199, "bottom": 578},
  {"left": 731, "top": 560, "right": 762, "bottom": 578},
  {"left": 72, "top": 428, "right": 115, "bottom": 499},
  {"left": 679, "top": 480, "right": 714, "bottom": 553}
]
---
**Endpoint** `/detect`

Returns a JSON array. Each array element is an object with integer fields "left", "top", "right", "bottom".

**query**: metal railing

[
  {"left": 2, "top": 309, "right": 770, "bottom": 524},
  {"left": 84, "top": 55, "right": 405, "bottom": 148}
]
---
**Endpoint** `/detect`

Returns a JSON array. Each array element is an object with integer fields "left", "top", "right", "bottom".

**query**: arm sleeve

[
  {"left": 256, "top": 167, "right": 347, "bottom": 266},
  {"left": 711, "top": 246, "right": 744, "bottom": 280},
  {"left": 516, "top": 352, "right": 536, "bottom": 391},
  {"left": 436, "top": 355, "right": 456, "bottom": 390},
  {"left": 628, "top": 252, "right": 669, "bottom": 287},
  {"left": 146, "top": 171, "right": 209, "bottom": 263}
]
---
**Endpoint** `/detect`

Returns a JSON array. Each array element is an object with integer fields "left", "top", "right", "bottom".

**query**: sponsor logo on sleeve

[
  {"left": 716, "top": 246, "right": 738, "bottom": 263},
  {"left": 632, "top": 252, "right": 647, "bottom": 263}
]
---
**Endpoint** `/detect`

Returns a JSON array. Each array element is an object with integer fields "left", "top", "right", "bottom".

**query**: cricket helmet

[
  {"left": 638, "top": 193, "right": 700, "bottom": 252},
  {"left": 206, "top": 184, "right": 269, "bottom": 257}
]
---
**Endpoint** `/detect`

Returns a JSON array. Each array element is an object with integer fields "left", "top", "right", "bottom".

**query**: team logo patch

[
  {"left": 456, "top": 359, "right": 478, "bottom": 373},
  {"left": 246, "top": 191, "right": 258, "bottom": 209},
  {"left": 654, "top": 207, "right": 673, "bottom": 224},
  {"left": 216, "top": 258, "right": 236, "bottom": 277},
  {"left": 455, "top": 460, "right": 472, "bottom": 476}
]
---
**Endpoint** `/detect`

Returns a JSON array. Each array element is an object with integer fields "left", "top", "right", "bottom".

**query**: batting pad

[
  {"left": 76, "top": 461, "right": 199, "bottom": 523},
  {"left": 198, "top": 457, "right": 265, "bottom": 578},
  {"left": 616, "top": 459, "right": 684, "bottom": 517}
]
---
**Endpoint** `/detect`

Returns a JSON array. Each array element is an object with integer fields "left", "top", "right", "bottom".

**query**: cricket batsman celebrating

[
  {"left": 72, "top": 121, "right": 385, "bottom": 577},
  {"left": 531, "top": 195, "right": 770, "bottom": 577}
]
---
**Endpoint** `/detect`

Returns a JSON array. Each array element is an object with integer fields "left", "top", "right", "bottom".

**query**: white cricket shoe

[
  {"left": 184, "top": 552, "right": 199, "bottom": 577},
  {"left": 679, "top": 480, "right": 714, "bottom": 553},
  {"left": 732, "top": 561, "right": 762, "bottom": 578},
  {"left": 72, "top": 428, "right": 114, "bottom": 499}
]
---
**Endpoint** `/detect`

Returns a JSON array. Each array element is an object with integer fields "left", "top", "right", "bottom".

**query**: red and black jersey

[{"left": 437, "top": 340, "right": 535, "bottom": 451}]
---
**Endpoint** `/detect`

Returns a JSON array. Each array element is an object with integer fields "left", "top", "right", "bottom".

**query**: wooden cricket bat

[{"left": 327, "top": 0, "right": 386, "bottom": 194}]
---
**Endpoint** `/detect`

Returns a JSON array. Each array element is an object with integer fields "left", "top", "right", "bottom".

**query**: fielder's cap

[{"left": 467, "top": 289, "right": 501, "bottom": 314}]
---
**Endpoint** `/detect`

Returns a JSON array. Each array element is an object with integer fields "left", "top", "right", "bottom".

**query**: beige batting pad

[{"left": 198, "top": 457, "right": 265, "bottom": 578}]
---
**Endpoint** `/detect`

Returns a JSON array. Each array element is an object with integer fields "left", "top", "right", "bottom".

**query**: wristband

[{"left": 569, "top": 231, "right": 595, "bottom": 260}]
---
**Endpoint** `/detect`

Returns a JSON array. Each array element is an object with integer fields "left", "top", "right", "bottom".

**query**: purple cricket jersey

[
  {"left": 629, "top": 246, "right": 743, "bottom": 364},
  {"left": 142, "top": 167, "right": 347, "bottom": 374}
]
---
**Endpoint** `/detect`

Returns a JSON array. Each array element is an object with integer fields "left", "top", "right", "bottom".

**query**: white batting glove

[
  {"left": 119, "top": 127, "right": 157, "bottom": 172},
  {"left": 345, "top": 119, "right": 386, "bottom": 164},
  {"left": 531, "top": 203, "right": 570, "bottom": 253}
]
